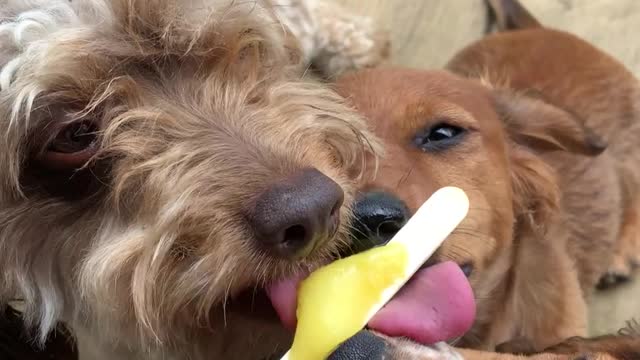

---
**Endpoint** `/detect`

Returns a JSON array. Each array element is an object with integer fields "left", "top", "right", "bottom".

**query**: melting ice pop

[{"left": 280, "top": 186, "right": 470, "bottom": 360}]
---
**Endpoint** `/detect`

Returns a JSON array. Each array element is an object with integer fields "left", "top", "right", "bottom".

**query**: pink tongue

[
  {"left": 266, "top": 272, "right": 306, "bottom": 330},
  {"left": 266, "top": 261, "right": 476, "bottom": 345},
  {"left": 368, "top": 261, "right": 476, "bottom": 344}
]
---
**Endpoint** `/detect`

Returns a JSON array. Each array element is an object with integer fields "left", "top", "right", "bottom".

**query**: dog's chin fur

[{"left": 0, "top": 1, "right": 382, "bottom": 358}]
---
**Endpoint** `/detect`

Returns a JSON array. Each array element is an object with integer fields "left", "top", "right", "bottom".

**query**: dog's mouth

[
  {"left": 264, "top": 259, "right": 476, "bottom": 345},
  {"left": 232, "top": 189, "right": 476, "bottom": 346}
]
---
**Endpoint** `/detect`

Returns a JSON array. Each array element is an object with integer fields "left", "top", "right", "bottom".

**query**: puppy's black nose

[
  {"left": 248, "top": 168, "right": 344, "bottom": 259},
  {"left": 349, "top": 191, "right": 410, "bottom": 254}
]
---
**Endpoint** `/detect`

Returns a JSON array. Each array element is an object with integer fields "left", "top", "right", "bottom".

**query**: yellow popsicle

[
  {"left": 281, "top": 186, "right": 469, "bottom": 360},
  {"left": 289, "top": 242, "right": 408, "bottom": 359}
]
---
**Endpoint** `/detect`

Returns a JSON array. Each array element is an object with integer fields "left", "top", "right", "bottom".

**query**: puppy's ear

[
  {"left": 491, "top": 90, "right": 581, "bottom": 229},
  {"left": 493, "top": 90, "right": 607, "bottom": 156},
  {"left": 509, "top": 144, "right": 559, "bottom": 229}
]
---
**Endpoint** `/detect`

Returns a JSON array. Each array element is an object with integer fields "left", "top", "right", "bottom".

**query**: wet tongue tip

[
  {"left": 265, "top": 274, "right": 305, "bottom": 331},
  {"left": 368, "top": 261, "right": 476, "bottom": 345}
]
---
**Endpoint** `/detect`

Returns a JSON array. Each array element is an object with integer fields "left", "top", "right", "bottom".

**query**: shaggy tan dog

[{"left": 0, "top": 0, "right": 392, "bottom": 359}]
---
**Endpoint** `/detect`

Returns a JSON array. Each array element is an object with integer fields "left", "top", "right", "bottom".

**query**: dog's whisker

[{"left": 221, "top": 274, "right": 236, "bottom": 329}]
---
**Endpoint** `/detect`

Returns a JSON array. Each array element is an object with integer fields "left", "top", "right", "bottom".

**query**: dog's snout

[
  {"left": 349, "top": 191, "right": 410, "bottom": 254},
  {"left": 248, "top": 168, "right": 344, "bottom": 259}
]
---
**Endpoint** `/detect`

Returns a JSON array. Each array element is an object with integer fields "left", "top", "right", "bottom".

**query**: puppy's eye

[
  {"left": 40, "top": 120, "right": 99, "bottom": 170},
  {"left": 414, "top": 123, "right": 465, "bottom": 152}
]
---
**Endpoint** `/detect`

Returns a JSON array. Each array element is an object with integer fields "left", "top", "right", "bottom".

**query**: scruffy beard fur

[{"left": 0, "top": 1, "right": 381, "bottom": 359}]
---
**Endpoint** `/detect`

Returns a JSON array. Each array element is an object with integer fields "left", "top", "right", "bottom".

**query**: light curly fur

[{"left": 0, "top": 1, "right": 388, "bottom": 359}]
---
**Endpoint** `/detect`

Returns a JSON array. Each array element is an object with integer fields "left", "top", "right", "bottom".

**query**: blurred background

[{"left": 336, "top": 0, "right": 640, "bottom": 337}]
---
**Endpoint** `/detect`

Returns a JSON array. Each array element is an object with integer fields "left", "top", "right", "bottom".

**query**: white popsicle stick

[{"left": 280, "top": 186, "right": 469, "bottom": 360}]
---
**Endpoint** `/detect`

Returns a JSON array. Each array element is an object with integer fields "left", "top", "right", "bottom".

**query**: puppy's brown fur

[
  {"left": 336, "top": 0, "right": 640, "bottom": 355},
  {"left": 457, "top": 0, "right": 640, "bottom": 285}
]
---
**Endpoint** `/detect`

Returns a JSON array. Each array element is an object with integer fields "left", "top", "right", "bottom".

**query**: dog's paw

[
  {"left": 329, "top": 331, "right": 463, "bottom": 360},
  {"left": 496, "top": 337, "right": 539, "bottom": 355},
  {"left": 541, "top": 336, "right": 591, "bottom": 354}
]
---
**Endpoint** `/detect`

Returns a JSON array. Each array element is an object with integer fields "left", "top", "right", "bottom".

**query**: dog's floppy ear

[
  {"left": 490, "top": 89, "right": 589, "bottom": 230},
  {"left": 508, "top": 143, "right": 560, "bottom": 230},
  {"left": 492, "top": 89, "right": 607, "bottom": 156}
]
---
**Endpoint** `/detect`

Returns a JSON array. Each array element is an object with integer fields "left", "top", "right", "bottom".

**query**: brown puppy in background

[{"left": 336, "top": 0, "right": 640, "bottom": 355}]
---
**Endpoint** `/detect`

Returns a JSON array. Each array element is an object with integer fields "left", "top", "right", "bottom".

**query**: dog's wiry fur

[{"left": 0, "top": 1, "right": 389, "bottom": 358}]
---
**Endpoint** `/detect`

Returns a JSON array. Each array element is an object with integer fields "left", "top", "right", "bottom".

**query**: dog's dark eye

[
  {"left": 414, "top": 123, "right": 465, "bottom": 152},
  {"left": 50, "top": 121, "right": 97, "bottom": 153},
  {"left": 41, "top": 121, "right": 99, "bottom": 170}
]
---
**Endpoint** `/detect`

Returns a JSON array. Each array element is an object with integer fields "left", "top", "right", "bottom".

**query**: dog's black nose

[
  {"left": 349, "top": 191, "right": 410, "bottom": 254},
  {"left": 248, "top": 168, "right": 344, "bottom": 259}
]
